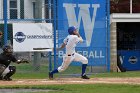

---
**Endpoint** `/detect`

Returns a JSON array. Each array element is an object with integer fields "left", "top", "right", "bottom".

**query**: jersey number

[{"left": 65, "top": 39, "right": 69, "bottom": 45}]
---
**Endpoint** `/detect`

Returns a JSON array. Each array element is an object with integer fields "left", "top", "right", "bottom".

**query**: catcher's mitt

[{"left": 17, "top": 59, "right": 29, "bottom": 64}]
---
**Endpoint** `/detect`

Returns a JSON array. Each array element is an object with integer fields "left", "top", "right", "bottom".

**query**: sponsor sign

[{"left": 13, "top": 23, "right": 53, "bottom": 52}]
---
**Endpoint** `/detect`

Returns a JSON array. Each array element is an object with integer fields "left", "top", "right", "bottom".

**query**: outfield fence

[{"left": 0, "top": 0, "right": 110, "bottom": 79}]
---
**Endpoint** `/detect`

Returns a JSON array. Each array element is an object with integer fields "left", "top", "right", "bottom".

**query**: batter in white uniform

[{"left": 49, "top": 26, "right": 89, "bottom": 79}]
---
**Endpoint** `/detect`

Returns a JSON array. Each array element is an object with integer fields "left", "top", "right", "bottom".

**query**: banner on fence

[
  {"left": 57, "top": 0, "right": 109, "bottom": 66},
  {"left": 13, "top": 23, "right": 53, "bottom": 52}
]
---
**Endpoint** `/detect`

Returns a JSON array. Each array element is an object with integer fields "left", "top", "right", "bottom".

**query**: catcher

[{"left": 0, "top": 45, "right": 29, "bottom": 81}]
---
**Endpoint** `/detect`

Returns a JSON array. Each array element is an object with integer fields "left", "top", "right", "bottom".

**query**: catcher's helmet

[
  {"left": 2, "top": 45, "right": 13, "bottom": 54},
  {"left": 68, "top": 26, "right": 77, "bottom": 35}
]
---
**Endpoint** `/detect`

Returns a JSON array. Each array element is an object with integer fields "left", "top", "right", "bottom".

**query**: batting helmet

[{"left": 68, "top": 26, "right": 77, "bottom": 35}]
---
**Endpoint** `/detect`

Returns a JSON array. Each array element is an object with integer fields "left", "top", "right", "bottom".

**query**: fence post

[
  {"left": 53, "top": 0, "right": 57, "bottom": 69},
  {"left": 33, "top": 52, "right": 41, "bottom": 71},
  {"left": 107, "top": 0, "right": 110, "bottom": 72},
  {"left": 4, "top": 0, "right": 8, "bottom": 45},
  {"left": 48, "top": 0, "right": 52, "bottom": 72},
  {"left": 49, "top": 52, "right": 52, "bottom": 71},
  {"left": 110, "top": 22, "right": 117, "bottom": 72}
]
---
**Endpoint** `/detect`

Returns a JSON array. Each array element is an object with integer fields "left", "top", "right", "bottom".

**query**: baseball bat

[{"left": 33, "top": 48, "right": 52, "bottom": 50}]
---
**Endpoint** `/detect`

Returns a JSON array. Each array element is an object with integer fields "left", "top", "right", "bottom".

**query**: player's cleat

[
  {"left": 49, "top": 72, "right": 53, "bottom": 80},
  {"left": 81, "top": 75, "right": 90, "bottom": 79},
  {"left": 3, "top": 76, "right": 12, "bottom": 81},
  {"left": 0, "top": 76, "right": 3, "bottom": 80}
]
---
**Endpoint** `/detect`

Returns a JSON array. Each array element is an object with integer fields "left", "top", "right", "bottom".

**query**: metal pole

[
  {"left": 33, "top": 52, "right": 41, "bottom": 71},
  {"left": 130, "top": 0, "right": 132, "bottom": 13},
  {"left": 48, "top": 0, "right": 52, "bottom": 71},
  {"left": 4, "top": 0, "right": 8, "bottom": 45},
  {"left": 49, "top": 0, "right": 51, "bottom": 21},
  {"left": 49, "top": 52, "right": 52, "bottom": 71},
  {"left": 107, "top": 0, "right": 110, "bottom": 72},
  {"left": 53, "top": 0, "right": 56, "bottom": 69}
]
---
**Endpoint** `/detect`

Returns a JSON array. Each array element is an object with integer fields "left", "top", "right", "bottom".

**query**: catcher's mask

[{"left": 3, "top": 45, "right": 13, "bottom": 55}]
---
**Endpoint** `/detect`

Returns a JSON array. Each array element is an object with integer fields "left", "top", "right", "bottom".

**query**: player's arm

[
  {"left": 78, "top": 36, "right": 83, "bottom": 43},
  {"left": 11, "top": 55, "right": 29, "bottom": 64},
  {"left": 56, "top": 43, "right": 66, "bottom": 51},
  {"left": 73, "top": 29, "right": 83, "bottom": 43},
  {"left": 75, "top": 32, "right": 83, "bottom": 43},
  {"left": 16, "top": 59, "right": 29, "bottom": 64},
  {"left": 53, "top": 37, "right": 67, "bottom": 51}
]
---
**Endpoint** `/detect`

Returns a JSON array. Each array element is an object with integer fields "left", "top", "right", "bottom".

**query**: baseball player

[
  {"left": 0, "top": 45, "right": 28, "bottom": 81},
  {"left": 49, "top": 26, "right": 89, "bottom": 79}
]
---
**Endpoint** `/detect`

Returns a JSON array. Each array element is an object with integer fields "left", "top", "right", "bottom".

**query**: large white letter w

[{"left": 63, "top": 4, "right": 100, "bottom": 46}]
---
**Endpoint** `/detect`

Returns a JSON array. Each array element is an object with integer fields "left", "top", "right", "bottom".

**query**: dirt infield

[{"left": 0, "top": 78, "right": 140, "bottom": 86}]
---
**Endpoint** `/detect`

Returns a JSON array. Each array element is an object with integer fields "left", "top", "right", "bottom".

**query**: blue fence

[
  {"left": 1, "top": 0, "right": 110, "bottom": 72},
  {"left": 56, "top": 0, "right": 110, "bottom": 72},
  {"left": 118, "top": 50, "right": 140, "bottom": 71}
]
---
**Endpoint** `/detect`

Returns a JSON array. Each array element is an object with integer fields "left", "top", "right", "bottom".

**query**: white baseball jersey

[
  {"left": 58, "top": 35, "right": 88, "bottom": 72},
  {"left": 63, "top": 35, "right": 80, "bottom": 54}
]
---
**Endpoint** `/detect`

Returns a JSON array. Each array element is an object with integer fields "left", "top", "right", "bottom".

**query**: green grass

[
  {"left": 0, "top": 84, "right": 140, "bottom": 93},
  {"left": 12, "top": 61, "right": 140, "bottom": 79},
  {"left": 12, "top": 63, "right": 49, "bottom": 79},
  {"left": 13, "top": 63, "right": 140, "bottom": 79},
  {"left": 13, "top": 71, "right": 140, "bottom": 79},
  {"left": 2, "top": 64, "right": 140, "bottom": 93},
  {"left": 92, "top": 71, "right": 140, "bottom": 78}
]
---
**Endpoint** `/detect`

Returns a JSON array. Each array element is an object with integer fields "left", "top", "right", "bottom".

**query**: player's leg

[
  {"left": 1, "top": 66, "right": 10, "bottom": 80},
  {"left": 73, "top": 53, "right": 89, "bottom": 79},
  {"left": 0, "top": 64, "right": 6, "bottom": 80},
  {"left": 3, "top": 66, "right": 16, "bottom": 81},
  {"left": 49, "top": 55, "right": 74, "bottom": 79}
]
